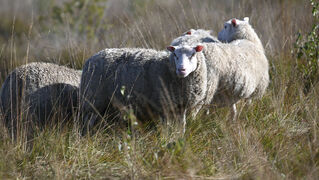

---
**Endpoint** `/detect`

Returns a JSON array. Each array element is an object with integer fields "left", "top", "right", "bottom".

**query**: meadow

[{"left": 0, "top": 0, "right": 318, "bottom": 179}]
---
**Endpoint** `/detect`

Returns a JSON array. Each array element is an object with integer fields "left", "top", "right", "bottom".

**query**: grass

[{"left": 0, "top": 0, "right": 318, "bottom": 179}]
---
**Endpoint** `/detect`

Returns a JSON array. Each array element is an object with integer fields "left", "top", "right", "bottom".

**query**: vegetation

[
  {"left": 294, "top": 0, "right": 319, "bottom": 94},
  {"left": 0, "top": 0, "right": 318, "bottom": 179}
]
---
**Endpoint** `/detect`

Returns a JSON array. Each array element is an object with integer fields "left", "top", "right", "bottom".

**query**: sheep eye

[{"left": 225, "top": 25, "right": 227, "bottom": 29}]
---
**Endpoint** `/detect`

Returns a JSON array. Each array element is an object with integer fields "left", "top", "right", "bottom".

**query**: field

[{"left": 0, "top": 0, "right": 318, "bottom": 179}]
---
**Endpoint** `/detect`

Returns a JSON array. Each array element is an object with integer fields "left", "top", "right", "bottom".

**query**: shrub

[
  {"left": 294, "top": 0, "right": 319, "bottom": 94},
  {"left": 39, "top": 0, "right": 109, "bottom": 41}
]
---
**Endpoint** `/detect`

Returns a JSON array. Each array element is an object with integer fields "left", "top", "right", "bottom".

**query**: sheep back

[
  {"left": 203, "top": 40, "right": 269, "bottom": 107},
  {"left": 171, "top": 29, "right": 219, "bottom": 46},
  {"left": 0, "top": 62, "right": 81, "bottom": 130}
]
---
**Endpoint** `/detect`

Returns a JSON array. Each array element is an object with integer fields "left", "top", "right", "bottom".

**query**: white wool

[
  {"left": 218, "top": 17, "right": 264, "bottom": 52},
  {"left": 173, "top": 39, "right": 269, "bottom": 120},
  {"left": 0, "top": 62, "right": 81, "bottom": 137},
  {"left": 206, "top": 39, "right": 268, "bottom": 116},
  {"left": 171, "top": 29, "right": 219, "bottom": 46},
  {"left": 186, "top": 17, "right": 268, "bottom": 119},
  {"left": 80, "top": 47, "right": 207, "bottom": 134}
]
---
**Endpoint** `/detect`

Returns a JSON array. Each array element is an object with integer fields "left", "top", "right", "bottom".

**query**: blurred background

[{"left": 0, "top": 0, "right": 313, "bottom": 81}]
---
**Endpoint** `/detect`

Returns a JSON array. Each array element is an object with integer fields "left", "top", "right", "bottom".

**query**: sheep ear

[
  {"left": 167, "top": 46, "right": 175, "bottom": 52},
  {"left": 244, "top": 17, "right": 249, "bottom": 23},
  {"left": 231, "top": 19, "right": 237, "bottom": 27},
  {"left": 195, "top": 45, "right": 204, "bottom": 52}
]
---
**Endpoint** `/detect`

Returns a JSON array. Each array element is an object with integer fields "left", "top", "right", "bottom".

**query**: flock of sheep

[{"left": 0, "top": 17, "right": 269, "bottom": 136}]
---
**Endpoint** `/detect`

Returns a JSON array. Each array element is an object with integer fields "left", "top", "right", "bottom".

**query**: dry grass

[{"left": 0, "top": 0, "right": 318, "bottom": 179}]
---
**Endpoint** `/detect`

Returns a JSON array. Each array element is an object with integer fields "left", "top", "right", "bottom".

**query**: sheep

[
  {"left": 218, "top": 17, "right": 264, "bottom": 51},
  {"left": 169, "top": 29, "right": 220, "bottom": 116},
  {"left": 171, "top": 29, "right": 219, "bottom": 46},
  {"left": 169, "top": 39, "right": 269, "bottom": 121},
  {"left": 0, "top": 62, "right": 81, "bottom": 137},
  {"left": 80, "top": 46, "right": 207, "bottom": 134},
  {"left": 169, "top": 17, "right": 268, "bottom": 119},
  {"left": 210, "top": 17, "right": 268, "bottom": 119}
]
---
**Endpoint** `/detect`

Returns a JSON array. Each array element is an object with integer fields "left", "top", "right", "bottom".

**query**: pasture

[{"left": 0, "top": 0, "right": 318, "bottom": 179}]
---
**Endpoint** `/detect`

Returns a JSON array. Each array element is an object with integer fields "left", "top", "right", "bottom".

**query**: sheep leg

[
  {"left": 182, "top": 109, "right": 187, "bottom": 134},
  {"left": 237, "top": 99, "right": 250, "bottom": 121},
  {"left": 230, "top": 104, "right": 237, "bottom": 121},
  {"left": 81, "top": 113, "right": 99, "bottom": 135},
  {"left": 191, "top": 105, "right": 202, "bottom": 119}
]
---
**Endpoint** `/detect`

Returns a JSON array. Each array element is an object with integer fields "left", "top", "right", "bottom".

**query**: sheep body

[
  {"left": 80, "top": 47, "right": 207, "bottom": 132},
  {"left": 171, "top": 29, "right": 219, "bottom": 46},
  {"left": 202, "top": 40, "right": 269, "bottom": 109},
  {"left": 0, "top": 62, "right": 81, "bottom": 132},
  {"left": 214, "top": 17, "right": 269, "bottom": 108}
]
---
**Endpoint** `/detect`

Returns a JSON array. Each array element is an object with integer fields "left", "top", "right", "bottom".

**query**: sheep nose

[{"left": 178, "top": 68, "right": 186, "bottom": 72}]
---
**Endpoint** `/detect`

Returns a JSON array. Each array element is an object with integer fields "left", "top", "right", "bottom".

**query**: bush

[
  {"left": 39, "top": 0, "right": 109, "bottom": 41},
  {"left": 294, "top": 0, "right": 319, "bottom": 94}
]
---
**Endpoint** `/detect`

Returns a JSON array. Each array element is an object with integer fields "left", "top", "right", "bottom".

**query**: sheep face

[
  {"left": 167, "top": 45, "right": 204, "bottom": 78},
  {"left": 218, "top": 17, "right": 250, "bottom": 42}
]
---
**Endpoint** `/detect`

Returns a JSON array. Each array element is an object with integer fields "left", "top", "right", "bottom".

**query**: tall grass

[{"left": 0, "top": 0, "right": 318, "bottom": 179}]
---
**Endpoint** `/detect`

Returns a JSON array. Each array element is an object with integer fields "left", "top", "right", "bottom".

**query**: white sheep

[
  {"left": 169, "top": 17, "right": 268, "bottom": 119},
  {"left": 218, "top": 17, "right": 264, "bottom": 51},
  {"left": 0, "top": 62, "right": 81, "bottom": 136},
  {"left": 169, "top": 29, "right": 220, "bottom": 116},
  {"left": 210, "top": 17, "right": 268, "bottom": 119},
  {"left": 171, "top": 29, "right": 219, "bottom": 46},
  {"left": 168, "top": 39, "right": 268, "bottom": 121},
  {"left": 80, "top": 46, "right": 207, "bottom": 134}
]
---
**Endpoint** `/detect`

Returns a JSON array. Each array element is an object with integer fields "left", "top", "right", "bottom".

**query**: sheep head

[
  {"left": 182, "top": 29, "right": 195, "bottom": 36},
  {"left": 217, "top": 17, "right": 250, "bottom": 42},
  {"left": 167, "top": 45, "right": 204, "bottom": 78}
]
